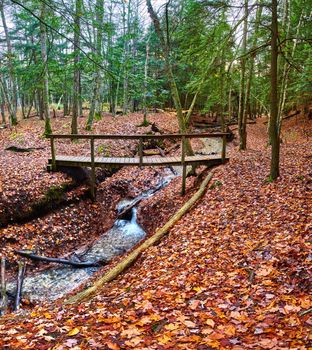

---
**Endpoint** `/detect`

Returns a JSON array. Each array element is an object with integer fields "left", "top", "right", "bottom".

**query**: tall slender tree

[
  {"left": 39, "top": 1, "right": 52, "bottom": 136},
  {"left": 71, "top": 0, "right": 82, "bottom": 135},
  {"left": 86, "top": 0, "right": 104, "bottom": 130},
  {"left": 238, "top": 0, "right": 248, "bottom": 150},
  {"left": 269, "top": 0, "right": 280, "bottom": 179},
  {"left": 0, "top": 0, "right": 17, "bottom": 126},
  {"left": 146, "top": 0, "right": 194, "bottom": 155}
]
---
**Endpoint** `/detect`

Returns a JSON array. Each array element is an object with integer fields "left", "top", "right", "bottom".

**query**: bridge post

[
  {"left": 222, "top": 134, "right": 226, "bottom": 163},
  {"left": 90, "top": 137, "right": 96, "bottom": 200},
  {"left": 181, "top": 136, "right": 186, "bottom": 195},
  {"left": 139, "top": 137, "right": 143, "bottom": 167},
  {"left": 50, "top": 136, "right": 56, "bottom": 171}
]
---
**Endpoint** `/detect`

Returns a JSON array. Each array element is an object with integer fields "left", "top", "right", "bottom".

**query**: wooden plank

[
  {"left": 51, "top": 154, "right": 228, "bottom": 170},
  {"left": 47, "top": 132, "right": 230, "bottom": 141}
]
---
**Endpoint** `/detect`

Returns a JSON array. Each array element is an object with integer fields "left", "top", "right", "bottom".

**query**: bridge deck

[
  {"left": 47, "top": 132, "right": 230, "bottom": 196},
  {"left": 48, "top": 154, "right": 227, "bottom": 169}
]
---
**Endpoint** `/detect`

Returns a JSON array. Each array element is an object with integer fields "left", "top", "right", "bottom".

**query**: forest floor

[{"left": 0, "top": 110, "right": 311, "bottom": 349}]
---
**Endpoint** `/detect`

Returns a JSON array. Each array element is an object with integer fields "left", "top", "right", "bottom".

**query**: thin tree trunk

[
  {"left": 39, "top": 2, "right": 52, "bottom": 136},
  {"left": 142, "top": 42, "right": 150, "bottom": 125},
  {"left": 122, "top": 0, "right": 130, "bottom": 115},
  {"left": 71, "top": 0, "right": 82, "bottom": 135},
  {"left": 0, "top": 0, "right": 17, "bottom": 126},
  {"left": 245, "top": 1, "right": 262, "bottom": 121},
  {"left": 269, "top": 0, "right": 280, "bottom": 180},
  {"left": 0, "top": 258, "right": 7, "bottom": 315},
  {"left": 278, "top": 10, "right": 303, "bottom": 134},
  {"left": 146, "top": 0, "right": 194, "bottom": 155},
  {"left": 0, "top": 89, "right": 5, "bottom": 124},
  {"left": 238, "top": 0, "right": 248, "bottom": 150},
  {"left": 86, "top": 0, "right": 104, "bottom": 130},
  {"left": 14, "top": 261, "right": 26, "bottom": 311}
]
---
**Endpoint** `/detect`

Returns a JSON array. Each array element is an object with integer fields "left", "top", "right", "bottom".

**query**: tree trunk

[
  {"left": 0, "top": 90, "right": 5, "bottom": 124},
  {"left": 278, "top": 9, "right": 303, "bottom": 135},
  {"left": 71, "top": 0, "right": 82, "bottom": 135},
  {"left": 122, "top": 0, "right": 130, "bottom": 115},
  {"left": 238, "top": 0, "right": 248, "bottom": 150},
  {"left": 142, "top": 42, "right": 150, "bottom": 125},
  {"left": 245, "top": 1, "right": 262, "bottom": 121},
  {"left": 86, "top": 0, "right": 104, "bottom": 130},
  {"left": 146, "top": 0, "right": 194, "bottom": 155},
  {"left": 269, "top": 0, "right": 280, "bottom": 180},
  {"left": 39, "top": 2, "right": 52, "bottom": 136},
  {"left": 0, "top": 0, "right": 17, "bottom": 126}
]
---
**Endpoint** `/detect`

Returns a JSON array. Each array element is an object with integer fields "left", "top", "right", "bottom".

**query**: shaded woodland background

[{"left": 0, "top": 0, "right": 311, "bottom": 132}]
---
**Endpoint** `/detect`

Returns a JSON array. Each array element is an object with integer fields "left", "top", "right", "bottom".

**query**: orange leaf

[{"left": 206, "top": 319, "right": 215, "bottom": 328}]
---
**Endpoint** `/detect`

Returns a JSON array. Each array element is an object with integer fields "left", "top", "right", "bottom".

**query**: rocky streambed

[{"left": 7, "top": 173, "right": 175, "bottom": 302}]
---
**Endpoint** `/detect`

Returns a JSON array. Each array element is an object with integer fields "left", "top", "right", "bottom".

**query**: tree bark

[
  {"left": 278, "top": 9, "right": 303, "bottom": 134},
  {"left": 146, "top": 0, "right": 194, "bottom": 155},
  {"left": 0, "top": 0, "right": 17, "bottom": 126},
  {"left": 86, "top": 0, "right": 104, "bottom": 130},
  {"left": 0, "top": 90, "right": 5, "bottom": 124},
  {"left": 122, "top": 0, "right": 131, "bottom": 115},
  {"left": 71, "top": 0, "right": 82, "bottom": 135},
  {"left": 238, "top": 0, "right": 248, "bottom": 150},
  {"left": 245, "top": 1, "right": 262, "bottom": 121},
  {"left": 39, "top": 2, "right": 52, "bottom": 136},
  {"left": 269, "top": 0, "right": 280, "bottom": 180},
  {"left": 142, "top": 42, "right": 150, "bottom": 125}
]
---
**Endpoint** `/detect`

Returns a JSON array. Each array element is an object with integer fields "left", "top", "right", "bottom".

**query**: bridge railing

[
  {"left": 47, "top": 132, "right": 228, "bottom": 166},
  {"left": 47, "top": 132, "right": 229, "bottom": 196}
]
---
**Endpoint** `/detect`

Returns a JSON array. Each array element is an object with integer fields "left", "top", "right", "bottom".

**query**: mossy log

[{"left": 65, "top": 171, "right": 214, "bottom": 305}]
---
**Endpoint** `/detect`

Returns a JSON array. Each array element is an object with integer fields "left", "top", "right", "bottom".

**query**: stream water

[
  {"left": 7, "top": 138, "right": 222, "bottom": 303},
  {"left": 7, "top": 173, "right": 175, "bottom": 302}
]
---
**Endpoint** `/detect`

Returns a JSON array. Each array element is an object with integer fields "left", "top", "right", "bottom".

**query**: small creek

[
  {"left": 7, "top": 138, "right": 222, "bottom": 303},
  {"left": 7, "top": 173, "right": 175, "bottom": 302}
]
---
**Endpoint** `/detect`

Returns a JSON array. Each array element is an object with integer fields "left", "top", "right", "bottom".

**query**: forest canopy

[{"left": 0, "top": 0, "right": 311, "bottom": 127}]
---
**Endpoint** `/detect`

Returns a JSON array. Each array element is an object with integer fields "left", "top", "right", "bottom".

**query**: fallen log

[
  {"left": 65, "top": 171, "right": 214, "bottom": 304},
  {"left": 14, "top": 250, "right": 101, "bottom": 268},
  {"left": 117, "top": 181, "right": 169, "bottom": 220},
  {"left": 117, "top": 198, "right": 142, "bottom": 220},
  {"left": 263, "top": 110, "right": 300, "bottom": 124},
  {"left": 5, "top": 146, "right": 44, "bottom": 153}
]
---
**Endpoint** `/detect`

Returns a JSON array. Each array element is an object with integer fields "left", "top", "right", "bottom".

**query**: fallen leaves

[
  {"left": 0, "top": 114, "right": 311, "bottom": 349},
  {"left": 67, "top": 327, "right": 80, "bottom": 336}
]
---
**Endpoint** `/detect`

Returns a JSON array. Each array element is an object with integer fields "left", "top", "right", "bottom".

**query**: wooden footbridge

[{"left": 47, "top": 132, "right": 229, "bottom": 197}]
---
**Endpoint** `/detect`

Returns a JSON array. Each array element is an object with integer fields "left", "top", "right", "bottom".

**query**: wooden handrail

[
  {"left": 49, "top": 131, "right": 229, "bottom": 200},
  {"left": 47, "top": 132, "right": 229, "bottom": 140}
]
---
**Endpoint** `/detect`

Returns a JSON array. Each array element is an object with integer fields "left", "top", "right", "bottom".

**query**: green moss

[
  {"left": 264, "top": 176, "right": 274, "bottom": 183},
  {"left": 209, "top": 180, "right": 223, "bottom": 189},
  {"left": 137, "top": 119, "right": 150, "bottom": 127},
  {"left": 94, "top": 112, "right": 102, "bottom": 121},
  {"left": 31, "top": 184, "right": 69, "bottom": 213}
]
